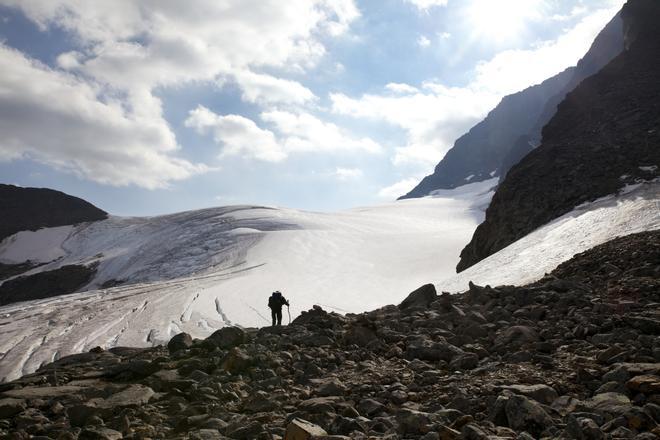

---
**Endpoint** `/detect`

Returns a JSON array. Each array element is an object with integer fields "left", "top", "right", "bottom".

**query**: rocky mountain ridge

[
  {"left": 0, "top": 184, "right": 107, "bottom": 243},
  {"left": 399, "top": 11, "right": 623, "bottom": 199},
  {"left": 456, "top": 0, "right": 660, "bottom": 272},
  {"left": 0, "top": 230, "right": 658, "bottom": 439}
]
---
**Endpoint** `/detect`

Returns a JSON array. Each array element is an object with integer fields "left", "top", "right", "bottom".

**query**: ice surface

[
  {"left": 0, "top": 179, "right": 657, "bottom": 382},
  {"left": 0, "top": 225, "right": 73, "bottom": 264},
  {"left": 439, "top": 181, "right": 660, "bottom": 292},
  {"left": 0, "top": 180, "right": 496, "bottom": 381}
]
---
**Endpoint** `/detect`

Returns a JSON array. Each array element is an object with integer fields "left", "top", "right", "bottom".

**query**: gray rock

[
  {"left": 565, "top": 416, "right": 604, "bottom": 440},
  {"left": 207, "top": 326, "right": 246, "bottom": 348},
  {"left": 497, "top": 384, "right": 558, "bottom": 405},
  {"left": 449, "top": 352, "right": 479, "bottom": 370},
  {"left": 357, "top": 398, "right": 386, "bottom": 417},
  {"left": 579, "top": 392, "right": 632, "bottom": 417},
  {"left": 0, "top": 398, "right": 26, "bottom": 418},
  {"left": 405, "top": 336, "right": 463, "bottom": 362},
  {"left": 168, "top": 332, "right": 193, "bottom": 353},
  {"left": 221, "top": 347, "right": 253, "bottom": 374},
  {"left": 285, "top": 418, "right": 327, "bottom": 439},
  {"left": 460, "top": 423, "right": 490, "bottom": 440},
  {"left": 78, "top": 427, "right": 123, "bottom": 440},
  {"left": 312, "top": 378, "right": 347, "bottom": 397},
  {"left": 396, "top": 407, "right": 432, "bottom": 434},
  {"left": 504, "top": 394, "right": 554, "bottom": 437},
  {"left": 399, "top": 284, "right": 437, "bottom": 310}
]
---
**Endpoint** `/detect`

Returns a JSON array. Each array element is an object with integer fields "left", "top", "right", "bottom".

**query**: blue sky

[{"left": 0, "top": 0, "right": 623, "bottom": 215}]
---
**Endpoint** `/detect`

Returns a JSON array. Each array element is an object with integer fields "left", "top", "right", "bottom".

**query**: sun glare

[{"left": 466, "top": 0, "right": 543, "bottom": 42}]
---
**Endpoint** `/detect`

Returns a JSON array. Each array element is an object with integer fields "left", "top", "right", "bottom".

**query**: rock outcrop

[
  {"left": 457, "top": 0, "right": 660, "bottom": 272},
  {"left": 0, "top": 263, "right": 97, "bottom": 306},
  {"left": 0, "top": 230, "right": 658, "bottom": 439},
  {"left": 400, "top": 11, "right": 623, "bottom": 199},
  {"left": 0, "top": 184, "right": 107, "bottom": 243}
]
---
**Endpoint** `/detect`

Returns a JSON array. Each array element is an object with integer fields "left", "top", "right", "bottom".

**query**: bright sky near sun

[{"left": 0, "top": 0, "right": 624, "bottom": 215}]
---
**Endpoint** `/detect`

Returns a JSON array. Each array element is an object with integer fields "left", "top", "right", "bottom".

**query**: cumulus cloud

[
  {"left": 417, "top": 35, "right": 431, "bottom": 47},
  {"left": 185, "top": 106, "right": 285, "bottom": 162},
  {"left": 261, "top": 110, "right": 382, "bottom": 154},
  {"left": 232, "top": 71, "right": 316, "bottom": 106},
  {"left": 332, "top": 83, "right": 496, "bottom": 167},
  {"left": 404, "top": 0, "right": 449, "bottom": 11},
  {"left": 332, "top": 4, "right": 622, "bottom": 169},
  {"left": 0, "top": 44, "right": 205, "bottom": 189},
  {"left": 185, "top": 106, "right": 382, "bottom": 162},
  {"left": 0, "top": 0, "right": 360, "bottom": 186}
]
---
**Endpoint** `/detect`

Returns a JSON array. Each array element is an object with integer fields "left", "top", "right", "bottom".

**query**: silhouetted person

[{"left": 268, "top": 290, "right": 289, "bottom": 326}]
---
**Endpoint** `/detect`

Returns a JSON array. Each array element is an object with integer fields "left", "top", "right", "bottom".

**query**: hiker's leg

[
  {"left": 271, "top": 310, "right": 277, "bottom": 326},
  {"left": 276, "top": 310, "right": 282, "bottom": 326}
]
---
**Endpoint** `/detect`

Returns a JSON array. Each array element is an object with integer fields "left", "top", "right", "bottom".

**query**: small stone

[
  {"left": 498, "top": 384, "right": 559, "bottom": 405},
  {"left": 78, "top": 427, "right": 123, "bottom": 440},
  {"left": 284, "top": 418, "right": 327, "bottom": 439},
  {"left": 627, "top": 375, "right": 660, "bottom": 394},
  {"left": 504, "top": 394, "right": 554, "bottom": 437}
]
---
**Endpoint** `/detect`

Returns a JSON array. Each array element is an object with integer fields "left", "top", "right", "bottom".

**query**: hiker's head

[{"left": 273, "top": 290, "right": 281, "bottom": 298}]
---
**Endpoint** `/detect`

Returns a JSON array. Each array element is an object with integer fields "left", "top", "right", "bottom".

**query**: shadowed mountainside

[
  {"left": 0, "top": 184, "right": 107, "bottom": 243},
  {"left": 400, "top": 11, "right": 623, "bottom": 199},
  {"left": 457, "top": 0, "right": 660, "bottom": 272}
]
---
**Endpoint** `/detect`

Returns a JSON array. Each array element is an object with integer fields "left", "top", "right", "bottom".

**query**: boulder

[
  {"left": 0, "top": 398, "right": 26, "bottom": 418},
  {"left": 579, "top": 392, "right": 632, "bottom": 417},
  {"left": 221, "top": 347, "right": 253, "bottom": 374},
  {"left": 405, "top": 336, "right": 463, "bottom": 362},
  {"left": 497, "top": 384, "right": 559, "bottom": 405},
  {"left": 504, "top": 394, "right": 554, "bottom": 437},
  {"left": 343, "top": 325, "right": 378, "bottom": 346},
  {"left": 284, "top": 418, "right": 328, "bottom": 439},
  {"left": 207, "top": 326, "right": 246, "bottom": 348},
  {"left": 167, "top": 332, "right": 193, "bottom": 353},
  {"left": 399, "top": 284, "right": 437, "bottom": 310},
  {"left": 627, "top": 375, "right": 660, "bottom": 394}
]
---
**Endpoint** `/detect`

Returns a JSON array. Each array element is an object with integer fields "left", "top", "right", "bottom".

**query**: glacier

[{"left": 0, "top": 179, "right": 657, "bottom": 382}]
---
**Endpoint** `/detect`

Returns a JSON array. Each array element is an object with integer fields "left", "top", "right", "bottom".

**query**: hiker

[{"left": 268, "top": 290, "right": 289, "bottom": 326}]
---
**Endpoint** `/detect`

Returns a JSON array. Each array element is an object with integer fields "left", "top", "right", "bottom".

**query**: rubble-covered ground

[{"left": 0, "top": 230, "right": 658, "bottom": 439}]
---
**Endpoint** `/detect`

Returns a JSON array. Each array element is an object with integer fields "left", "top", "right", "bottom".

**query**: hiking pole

[{"left": 287, "top": 304, "right": 291, "bottom": 325}]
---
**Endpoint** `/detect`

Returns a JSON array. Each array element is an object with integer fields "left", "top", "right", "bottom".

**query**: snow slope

[
  {"left": 439, "top": 181, "right": 660, "bottom": 291},
  {"left": 0, "top": 180, "right": 656, "bottom": 382},
  {"left": 0, "top": 179, "right": 496, "bottom": 382}
]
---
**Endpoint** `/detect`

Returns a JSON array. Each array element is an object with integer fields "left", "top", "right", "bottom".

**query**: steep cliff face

[
  {"left": 0, "top": 184, "right": 107, "bottom": 242},
  {"left": 456, "top": 0, "right": 660, "bottom": 272},
  {"left": 400, "top": 12, "right": 623, "bottom": 199}
]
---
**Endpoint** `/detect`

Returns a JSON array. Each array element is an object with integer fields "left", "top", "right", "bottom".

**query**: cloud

[
  {"left": 185, "top": 106, "right": 382, "bottom": 162},
  {"left": 0, "top": 0, "right": 360, "bottom": 185},
  {"left": 331, "top": 4, "right": 622, "bottom": 169},
  {"left": 417, "top": 35, "right": 431, "bottom": 47},
  {"left": 378, "top": 178, "right": 420, "bottom": 199},
  {"left": 404, "top": 0, "right": 449, "bottom": 11},
  {"left": 0, "top": 43, "right": 206, "bottom": 189},
  {"left": 185, "top": 106, "right": 285, "bottom": 162},
  {"left": 334, "top": 167, "right": 363, "bottom": 180},
  {"left": 261, "top": 110, "right": 382, "bottom": 154},
  {"left": 385, "top": 83, "right": 420, "bottom": 94},
  {"left": 331, "top": 83, "right": 496, "bottom": 167},
  {"left": 231, "top": 71, "right": 317, "bottom": 106}
]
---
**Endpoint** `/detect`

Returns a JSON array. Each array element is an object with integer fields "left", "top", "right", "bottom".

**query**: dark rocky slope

[
  {"left": 0, "top": 184, "right": 107, "bottom": 243},
  {"left": 400, "top": 12, "right": 623, "bottom": 199},
  {"left": 457, "top": 0, "right": 660, "bottom": 272},
  {"left": 0, "top": 230, "right": 658, "bottom": 439},
  {"left": 0, "top": 263, "right": 97, "bottom": 306}
]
